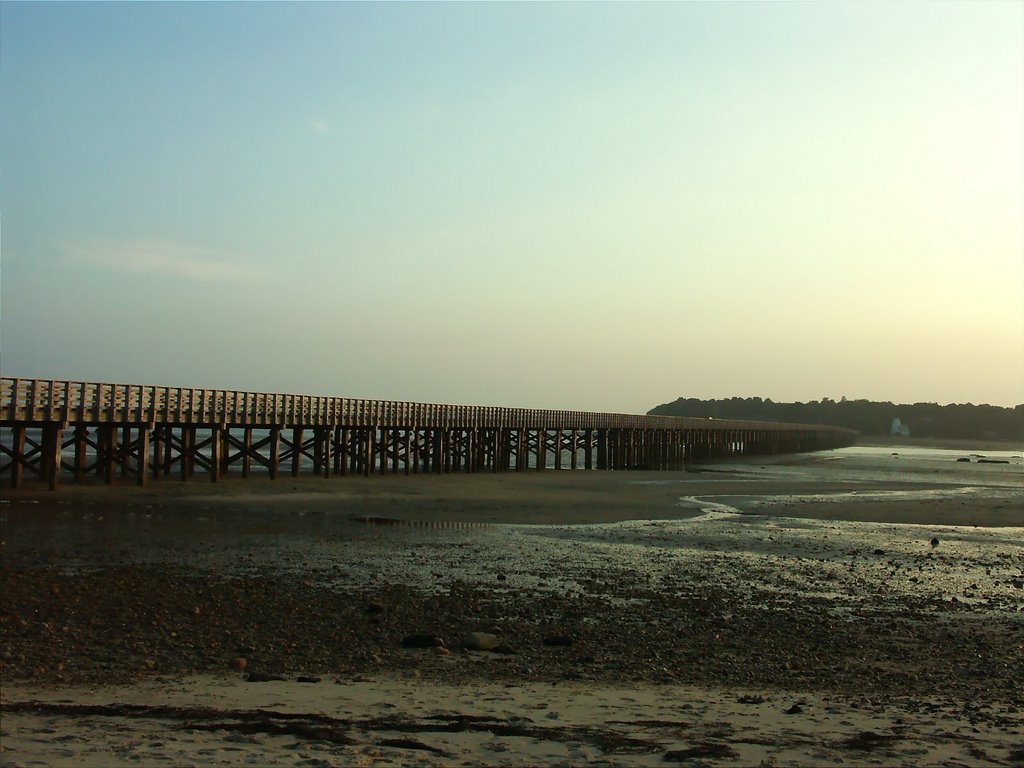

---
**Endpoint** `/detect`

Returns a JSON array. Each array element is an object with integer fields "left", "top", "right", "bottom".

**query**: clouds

[
  {"left": 311, "top": 119, "right": 329, "bottom": 134},
  {"left": 63, "top": 239, "right": 264, "bottom": 284}
]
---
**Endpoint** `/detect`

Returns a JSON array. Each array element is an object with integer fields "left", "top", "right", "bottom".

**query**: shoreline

[{"left": 854, "top": 435, "right": 1022, "bottom": 452}]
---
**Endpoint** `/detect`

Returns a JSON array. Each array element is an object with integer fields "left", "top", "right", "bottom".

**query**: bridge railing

[{"left": 0, "top": 377, "right": 856, "bottom": 440}]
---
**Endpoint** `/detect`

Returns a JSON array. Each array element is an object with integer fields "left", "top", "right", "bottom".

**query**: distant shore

[{"left": 854, "top": 434, "right": 1022, "bottom": 452}]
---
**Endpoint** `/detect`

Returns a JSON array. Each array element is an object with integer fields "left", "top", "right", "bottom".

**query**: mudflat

[
  {"left": 2, "top": 443, "right": 1021, "bottom": 526},
  {"left": 1, "top": 446, "right": 1022, "bottom": 766}
]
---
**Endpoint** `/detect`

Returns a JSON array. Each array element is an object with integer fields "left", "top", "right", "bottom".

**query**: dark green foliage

[{"left": 648, "top": 397, "right": 1023, "bottom": 441}]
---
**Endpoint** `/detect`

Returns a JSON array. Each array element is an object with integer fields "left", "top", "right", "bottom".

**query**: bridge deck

[{"left": 1, "top": 377, "right": 856, "bottom": 489}]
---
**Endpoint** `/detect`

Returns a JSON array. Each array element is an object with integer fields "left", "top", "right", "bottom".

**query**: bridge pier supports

[
  {"left": 0, "top": 417, "right": 856, "bottom": 487},
  {"left": 0, "top": 377, "right": 857, "bottom": 489}
]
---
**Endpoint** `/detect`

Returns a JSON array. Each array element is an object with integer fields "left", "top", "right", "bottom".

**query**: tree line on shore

[{"left": 648, "top": 397, "right": 1024, "bottom": 442}]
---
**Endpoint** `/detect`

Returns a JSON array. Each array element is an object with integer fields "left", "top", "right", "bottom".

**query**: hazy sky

[{"left": 2, "top": 2, "right": 1021, "bottom": 412}]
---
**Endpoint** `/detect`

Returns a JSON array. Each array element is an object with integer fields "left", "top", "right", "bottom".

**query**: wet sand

[
  {"left": 2, "top": 444, "right": 1020, "bottom": 527},
  {"left": 2, "top": 448, "right": 1022, "bottom": 766},
  {"left": 3, "top": 675, "right": 1021, "bottom": 767}
]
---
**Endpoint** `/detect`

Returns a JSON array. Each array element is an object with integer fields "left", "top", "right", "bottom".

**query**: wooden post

[
  {"left": 103, "top": 425, "right": 117, "bottom": 485},
  {"left": 347, "top": 428, "right": 357, "bottom": 474},
  {"left": 241, "top": 428, "right": 252, "bottom": 478},
  {"left": 219, "top": 427, "right": 231, "bottom": 477},
  {"left": 334, "top": 426, "right": 344, "bottom": 476},
  {"left": 321, "top": 427, "right": 331, "bottom": 479},
  {"left": 269, "top": 426, "right": 280, "bottom": 479},
  {"left": 137, "top": 427, "right": 150, "bottom": 487},
  {"left": 43, "top": 424, "right": 62, "bottom": 490},
  {"left": 570, "top": 430, "right": 578, "bottom": 470},
  {"left": 162, "top": 426, "right": 174, "bottom": 477},
  {"left": 448, "top": 430, "right": 458, "bottom": 473},
  {"left": 151, "top": 426, "right": 163, "bottom": 480},
  {"left": 116, "top": 425, "right": 128, "bottom": 479},
  {"left": 342, "top": 426, "right": 351, "bottom": 476},
  {"left": 291, "top": 427, "right": 303, "bottom": 478},
  {"left": 74, "top": 425, "right": 89, "bottom": 483},
  {"left": 209, "top": 427, "right": 220, "bottom": 483},
  {"left": 9, "top": 428, "right": 25, "bottom": 487},
  {"left": 433, "top": 429, "right": 444, "bottom": 474},
  {"left": 313, "top": 427, "right": 324, "bottom": 477},
  {"left": 180, "top": 427, "right": 193, "bottom": 480},
  {"left": 364, "top": 428, "right": 375, "bottom": 477},
  {"left": 190, "top": 427, "right": 200, "bottom": 478},
  {"left": 348, "top": 428, "right": 358, "bottom": 474},
  {"left": 404, "top": 429, "right": 412, "bottom": 476}
]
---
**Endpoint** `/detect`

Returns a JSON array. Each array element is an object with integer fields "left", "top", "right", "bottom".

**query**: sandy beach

[{"left": 2, "top": 445, "right": 1022, "bottom": 766}]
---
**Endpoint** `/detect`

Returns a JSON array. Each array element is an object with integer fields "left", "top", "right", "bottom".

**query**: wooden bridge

[{"left": 0, "top": 377, "right": 857, "bottom": 489}]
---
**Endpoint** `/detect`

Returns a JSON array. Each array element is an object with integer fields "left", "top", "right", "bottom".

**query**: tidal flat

[{"left": 1, "top": 446, "right": 1021, "bottom": 766}]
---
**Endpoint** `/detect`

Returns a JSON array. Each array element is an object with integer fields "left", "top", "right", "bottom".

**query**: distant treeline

[{"left": 648, "top": 397, "right": 1024, "bottom": 442}]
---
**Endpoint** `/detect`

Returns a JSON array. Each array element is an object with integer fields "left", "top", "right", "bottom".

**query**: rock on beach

[
  {"left": 462, "top": 632, "right": 500, "bottom": 651},
  {"left": 402, "top": 634, "right": 445, "bottom": 649}
]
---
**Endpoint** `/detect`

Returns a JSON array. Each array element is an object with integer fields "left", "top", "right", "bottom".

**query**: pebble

[
  {"left": 402, "top": 634, "right": 445, "bottom": 648},
  {"left": 542, "top": 635, "right": 573, "bottom": 647},
  {"left": 4, "top": 515, "right": 1020, "bottom": 708},
  {"left": 462, "top": 632, "right": 499, "bottom": 651},
  {"left": 246, "top": 672, "right": 287, "bottom": 682}
]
